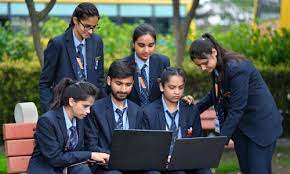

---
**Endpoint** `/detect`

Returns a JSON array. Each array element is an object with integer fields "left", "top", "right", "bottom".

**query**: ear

[
  {"left": 68, "top": 97, "right": 75, "bottom": 107},
  {"left": 73, "top": 17, "right": 78, "bottom": 26},
  {"left": 212, "top": 48, "right": 217, "bottom": 57},
  {"left": 159, "top": 83, "right": 164, "bottom": 92},
  {"left": 107, "top": 76, "right": 111, "bottom": 86}
]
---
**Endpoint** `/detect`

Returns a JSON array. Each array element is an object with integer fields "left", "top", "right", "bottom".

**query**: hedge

[{"left": 0, "top": 58, "right": 289, "bottom": 138}]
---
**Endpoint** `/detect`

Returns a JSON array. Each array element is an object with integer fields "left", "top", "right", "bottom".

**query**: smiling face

[
  {"left": 133, "top": 34, "right": 156, "bottom": 61},
  {"left": 192, "top": 48, "right": 218, "bottom": 73},
  {"left": 73, "top": 16, "right": 99, "bottom": 40},
  {"left": 68, "top": 96, "right": 95, "bottom": 119},
  {"left": 160, "top": 75, "right": 185, "bottom": 104}
]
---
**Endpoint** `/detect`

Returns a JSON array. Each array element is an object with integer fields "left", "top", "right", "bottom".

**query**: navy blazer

[
  {"left": 140, "top": 98, "right": 202, "bottom": 138},
  {"left": 39, "top": 27, "right": 106, "bottom": 112},
  {"left": 122, "top": 53, "right": 170, "bottom": 106},
  {"left": 84, "top": 96, "right": 142, "bottom": 154},
  {"left": 197, "top": 59, "right": 283, "bottom": 147},
  {"left": 28, "top": 108, "right": 91, "bottom": 174}
]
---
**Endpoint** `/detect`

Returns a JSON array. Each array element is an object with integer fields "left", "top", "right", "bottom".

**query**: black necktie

[
  {"left": 67, "top": 126, "right": 78, "bottom": 150},
  {"left": 139, "top": 64, "right": 149, "bottom": 105},
  {"left": 76, "top": 44, "right": 86, "bottom": 81},
  {"left": 115, "top": 108, "right": 126, "bottom": 129},
  {"left": 166, "top": 110, "right": 179, "bottom": 155}
]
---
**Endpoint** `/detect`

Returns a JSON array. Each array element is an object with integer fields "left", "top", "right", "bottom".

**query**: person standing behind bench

[
  {"left": 122, "top": 23, "right": 170, "bottom": 106},
  {"left": 39, "top": 2, "right": 106, "bottom": 113},
  {"left": 28, "top": 78, "right": 109, "bottom": 174},
  {"left": 85, "top": 60, "right": 155, "bottom": 174},
  {"left": 189, "top": 33, "right": 283, "bottom": 174},
  {"left": 140, "top": 67, "right": 212, "bottom": 174}
]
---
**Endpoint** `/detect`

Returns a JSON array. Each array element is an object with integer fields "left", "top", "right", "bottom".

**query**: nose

[
  {"left": 144, "top": 46, "right": 149, "bottom": 53},
  {"left": 88, "top": 28, "right": 93, "bottom": 34},
  {"left": 174, "top": 88, "right": 180, "bottom": 94},
  {"left": 86, "top": 107, "right": 91, "bottom": 114}
]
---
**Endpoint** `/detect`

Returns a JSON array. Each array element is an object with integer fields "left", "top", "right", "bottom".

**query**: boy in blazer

[{"left": 85, "top": 60, "right": 154, "bottom": 174}]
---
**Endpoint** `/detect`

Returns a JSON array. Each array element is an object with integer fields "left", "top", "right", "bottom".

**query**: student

[
  {"left": 189, "top": 33, "right": 283, "bottom": 174},
  {"left": 123, "top": 23, "right": 170, "bottom": 106},
  {"left": 28, "top": 78, "right": 109, "bottom": 174},
  {"left": 140, "top": 67, "right": 212, "bottom": 174},
  {"left": 85, "top": 60, "right": 149, "bottom": 174},
  {"left": 39, "top": 2, "right": 106, "bottom": 112}
]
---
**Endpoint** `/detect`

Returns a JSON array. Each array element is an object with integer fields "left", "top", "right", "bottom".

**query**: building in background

[{"left": 0, "top": 0, "right": 191, "bottom": 33}]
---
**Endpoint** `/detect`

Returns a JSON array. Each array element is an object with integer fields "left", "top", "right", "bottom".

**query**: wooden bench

[
  {"left": 200, "top": 109, "right": 235, "bottom": 149},
  {"left": 3, "top": 122, "right": 36, "bottom": 174}
]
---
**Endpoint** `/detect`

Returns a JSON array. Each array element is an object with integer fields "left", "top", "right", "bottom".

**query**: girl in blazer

[
  {"left": 189, "top": 33, "right": 283, "bottom": 174},
  {"left": 123, "top": 23, "right": 170, "bottom": 106},
  {"left": 141, "top": 67, "right": 212, "bottom": 174},
  {"left": 28, "top": 78, "right": 109, "bottom": 174}
]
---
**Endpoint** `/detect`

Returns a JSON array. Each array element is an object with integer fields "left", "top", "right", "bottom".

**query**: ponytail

[{"left": 51, "top": 78, "right": 98, "bottom": 109}]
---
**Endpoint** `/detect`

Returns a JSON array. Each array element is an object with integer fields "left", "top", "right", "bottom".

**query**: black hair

[
  {"left": 189, "top": 33, "right": 246, "bottom": 71},
  {"left": 108, "top": 59, "right": 136, "bottom": 79},
  {"left": 51, "top": 78, "right": 98, "bottom": 109},
  {"left": 159, "top": 67, "right": 186, "bottom": 87},
  {"left": 131, "top": 23, "right": 157, "bottom": 52},
  {"left": 68, "top": 2, "right": 100, "bottom": 29}
]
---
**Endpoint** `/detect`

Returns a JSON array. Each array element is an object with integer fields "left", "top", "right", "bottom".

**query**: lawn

[{"left": 0, "top": 146, "right": 289, "bottom": 174}]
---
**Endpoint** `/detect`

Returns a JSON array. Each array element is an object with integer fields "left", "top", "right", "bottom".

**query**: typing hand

[{"left": 91, "top": 152, "right": 110, "bottom": 164}]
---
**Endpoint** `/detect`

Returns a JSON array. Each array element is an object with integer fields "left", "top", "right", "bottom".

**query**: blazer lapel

[
  {"left": 65, "top": 28, "right": 78, "bottom": 79},
  {"left": 104, "top": 97, "right": 115, "bottom": 143},
  {"left": 128, "top": 54, "right": 141, "bottom": 97},
  {"left": 149, "top": 55, "right": 159, "bottom": 94},
  {"left": 178, "top": 104, "right": 187, "bottom": 138},
  {"left": 127, "top": 101, "right": 136, "bottom": 129},
  {"left": 85, "top": 37, "right": 94, "bottom": 79},
  {"left": 156, "top": 99, "right": 166, "bottom": 130},
  {"left": 76, "top": 119, "right": 83, "bottom": 149},
  {"left": 56, "top": 108, "right": 69, "bottom": 147}
]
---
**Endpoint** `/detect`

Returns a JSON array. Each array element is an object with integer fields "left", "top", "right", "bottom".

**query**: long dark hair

[
  {"left": 51, "top": 78, "right": 98, "bottom": 109},
  {"left": 131, "top": 23, "right": 157, "bottom": 52},
  {"left": 159, "top": 67, "right": 186, "bottom": 87},
  {"left": 68, "top": 2, "right": 100, "bottom": 29},
  {"left": 189, "top": 33, "right": 246, "bottom": 72}
]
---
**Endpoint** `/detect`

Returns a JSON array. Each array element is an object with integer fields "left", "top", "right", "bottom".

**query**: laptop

[
  {"left": 108, "top": 129, "right": 172, "bottom": 171},
  {"left": 167, "top": 136, "right": 228, "bottom": 170}
]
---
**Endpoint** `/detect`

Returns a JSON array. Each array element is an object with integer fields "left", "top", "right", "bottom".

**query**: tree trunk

[
  {"left": 25, "top": 0, "right": 56, "bottom": 68},
  {"left": 172, "top": 0, "right": 200, "bottom": 68},
  {"left": 31, "top": 20, "right": 44, "bottom": 67}
]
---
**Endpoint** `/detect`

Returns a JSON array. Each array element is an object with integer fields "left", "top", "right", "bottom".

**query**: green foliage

[
  {"left": 0, "top": 58, "right": 41, "bottom": 136},
  {"left": 41, "top": 17, "right": 68, "bottom": 38},
  {"left": 0, "top": 22, "right": 34, "bottom": 61},
  {"left": 195, "top": 24, "right": 290, "bottom": 65}
]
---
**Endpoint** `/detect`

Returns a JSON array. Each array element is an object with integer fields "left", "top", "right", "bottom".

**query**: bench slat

[
  {"left": 5, "top": 139, "right": 34, "bottom": 157},
  {"left": 3, "top": 123, "right": 36, "bottom": 140},
  {"left": 6, "top": 156, "right": 31, "bottom": 174}
]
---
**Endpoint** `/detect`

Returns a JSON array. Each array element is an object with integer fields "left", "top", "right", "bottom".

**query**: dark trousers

[
  {"left": 232, "top": 129, "right": 276, "bottom": 174},
  {"left": 68, "top": 164, "right": 92, "bottom": 174}
]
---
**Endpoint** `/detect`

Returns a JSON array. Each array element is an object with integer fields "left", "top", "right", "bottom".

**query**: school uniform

[
  {"left": 39, "top": 27, "right": 106, "bottom": 112},
  {"left": 28, "top": 107, "right": 92, "bottom": 174},
  {"left": 122, "top": 53, "right": 170, "bottom": 106},
  {"left": 141, "top": 97, "right": 212, "bottom": 174},
  {"left": 197, "top": 59, "right": 283, "bottom": 174}
]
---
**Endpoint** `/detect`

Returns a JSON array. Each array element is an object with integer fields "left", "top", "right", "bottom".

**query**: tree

[
  {"left": 25, "top": 0, "right": 56, "bottom": 68},
  {"left": 172, "top": 0, "right": 199, "bottom": 67}
]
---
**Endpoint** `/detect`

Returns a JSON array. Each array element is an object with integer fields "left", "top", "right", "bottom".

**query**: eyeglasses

[{"left": 78, "top": 20, "right": 99, "bottom": 31}]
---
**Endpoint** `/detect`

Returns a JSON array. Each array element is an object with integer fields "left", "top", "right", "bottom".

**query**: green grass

[
  {"left": 0, "top": 146, "right": 289, "bottom": 174},
  {"left": 0, "top": 152, "right": 6, "bottom": 174}
]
